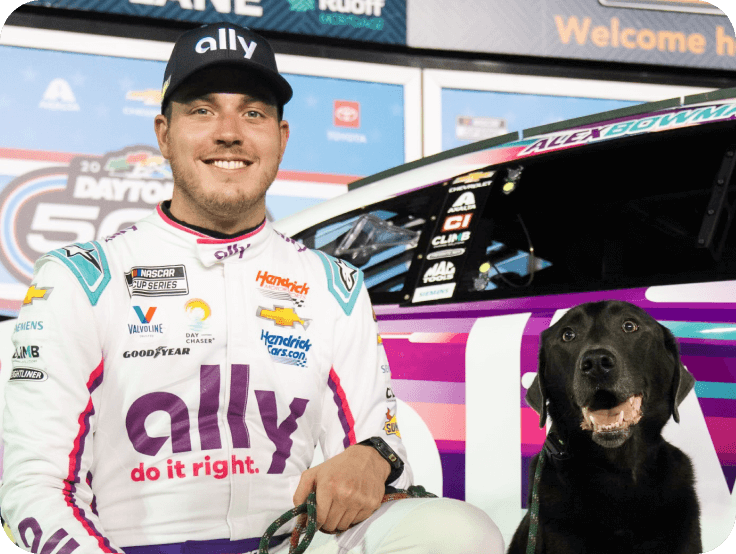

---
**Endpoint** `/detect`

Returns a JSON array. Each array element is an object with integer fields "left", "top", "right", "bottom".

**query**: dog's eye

[
  {"left": 561, "top": 328, "right": 576, "bottom": 342},
  {"left": 622, "top": 320, "right": 639, "bottom": 333}
]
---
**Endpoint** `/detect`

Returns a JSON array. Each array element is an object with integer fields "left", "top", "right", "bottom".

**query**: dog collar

[{"left": 543, "top": 433, "right": 571, "bottom": 463}]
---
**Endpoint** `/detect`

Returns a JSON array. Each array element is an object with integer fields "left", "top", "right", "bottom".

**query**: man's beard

[{"left": 169, "top": 156, "right": 279, "bottom": 222}]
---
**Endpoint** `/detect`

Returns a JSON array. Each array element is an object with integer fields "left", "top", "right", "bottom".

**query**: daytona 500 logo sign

[{"left": 0, "top": 146, "right": 172, "bottom": 282}]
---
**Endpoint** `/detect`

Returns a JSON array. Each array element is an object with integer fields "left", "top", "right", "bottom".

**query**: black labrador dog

[{"left": 508, "top": 300, "right": 702, "bottom": 554}]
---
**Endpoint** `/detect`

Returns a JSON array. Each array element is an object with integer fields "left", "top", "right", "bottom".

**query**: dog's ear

[
  {"left": 660, "top": 323, "right": 696, "bottom": 423},
  {"left": 525, "top": 337, "right": 548, "bottom": 428}
]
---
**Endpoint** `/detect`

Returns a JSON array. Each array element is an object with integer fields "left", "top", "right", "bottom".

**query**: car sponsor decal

[
  {"left": 427, "top": 248, "right": 466, "bottom": 260},
  {"left": 422, "top": 261, "right": 456, "bottom": 284},
  {"left": 447, "top": 191, "right": 476, "bottom": 213},
  {"left": 431, "top": 232, "right": 471, "bottom": 249},
  {"left": 441, "top": 214, "right": 473, "bottom": 232},
  {"left": 451, "top": 170, "right": 494, "bottom": 185},
  {"left": 412, "top": 283, "right": 457, "bottom": 303},
  {"left": 126, "top": 265, "right": 189, "bottom": 297}
]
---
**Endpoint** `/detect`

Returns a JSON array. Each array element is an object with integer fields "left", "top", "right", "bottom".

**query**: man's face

[{"left": 154, "top": 67, "right": 289, "bottom": 229}]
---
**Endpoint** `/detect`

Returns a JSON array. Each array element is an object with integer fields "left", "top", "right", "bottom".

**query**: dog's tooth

[
  {"left": 589, "top": 414, "right": 596, "bottom": 425},
  {"left": 618, "top": 411, "right": 624, "bottom": 424}
]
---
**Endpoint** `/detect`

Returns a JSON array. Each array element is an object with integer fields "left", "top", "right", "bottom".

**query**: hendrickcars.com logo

[{"left": 0, "top": 145, "right": 172, "bottom": 283}]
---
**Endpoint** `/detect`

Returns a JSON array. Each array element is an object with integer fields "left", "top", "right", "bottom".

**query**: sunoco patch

[{"left": 126, "top": 265, "right": 189, "bottom": 297}]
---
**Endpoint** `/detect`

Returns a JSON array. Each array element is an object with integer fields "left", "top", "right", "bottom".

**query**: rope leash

[
  {"left": 525, "top": 449, "right": 545, "bottom": 554},
  {"left": 258, "top": 486, "right": 437, "bottom": 554}
]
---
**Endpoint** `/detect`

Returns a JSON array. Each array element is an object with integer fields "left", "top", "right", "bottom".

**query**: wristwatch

[{"left": 357, "top": 436, "right": 404, "bottom": 484}]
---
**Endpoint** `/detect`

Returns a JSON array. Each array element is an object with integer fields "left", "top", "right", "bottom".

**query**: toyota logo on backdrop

[{"left": 333, "top": 100, "right": 360, "bottom": 128}]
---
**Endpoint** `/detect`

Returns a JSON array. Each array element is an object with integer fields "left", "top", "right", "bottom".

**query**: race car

[{"left": 273, "top": 87, "right": 736, "bottom": 550}]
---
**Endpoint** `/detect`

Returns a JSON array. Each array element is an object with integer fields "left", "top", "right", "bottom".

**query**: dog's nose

[{"left": 580, "top": 348, "right": 616, "bottom": 378}]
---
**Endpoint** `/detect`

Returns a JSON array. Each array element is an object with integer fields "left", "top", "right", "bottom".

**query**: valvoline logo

[
  {"left": 129, "top": 305, "right": 165, "bottom": 337},
  {"left": 334, "top": 100, "right": 360, "bottom": 128},
  {"left": 134, "top": 306, "right": 157, "bottom": 324}
]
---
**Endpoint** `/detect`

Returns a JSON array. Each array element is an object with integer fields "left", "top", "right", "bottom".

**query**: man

[{"left": 1, "top": 23, "right": 503, "bottom": 554}]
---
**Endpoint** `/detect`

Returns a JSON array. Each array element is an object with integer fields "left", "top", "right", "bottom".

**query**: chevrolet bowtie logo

[
  {"left": 23, "top": 285, "right": 53, "bottom": 306},
  {"left": 452, "top": 171, "right": 494, "bottom": 185},
  {"left": 257, "top": 306, "right": 311, "bottom": 330}
]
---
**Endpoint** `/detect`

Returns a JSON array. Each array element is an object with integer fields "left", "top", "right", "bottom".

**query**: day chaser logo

[
  {"left": 185, "top": 299, "right": 214, "bottom": 344},
  {"left": 126, "top": 265, "right": 189, "bottom": 297},
  {"left": 257, "top": 306, "right": 311, "bottom": 330},
  {"left": 0, "top": 145, "right": 173, "bottom": 283},
  {"left": 256, "top": 270, "right": 309, "bottom": 307},
  {"left": 423, "top": 261, "right": 455, "bottom": 284},
  {"left": 260, "top": 330, "right": 311, "bottom": 367}
]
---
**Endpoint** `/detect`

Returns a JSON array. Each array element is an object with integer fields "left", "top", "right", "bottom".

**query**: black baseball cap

[{"left": 161, "top": 22, "right": 293, "bottom": 113}]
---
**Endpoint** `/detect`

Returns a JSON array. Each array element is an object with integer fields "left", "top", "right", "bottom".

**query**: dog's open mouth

[{"left": 580, "top": 394, "right": 643, "bottom": 433}]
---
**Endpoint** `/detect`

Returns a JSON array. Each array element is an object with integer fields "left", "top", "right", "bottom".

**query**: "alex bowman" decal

[{"left": 126, "top": 265, "right": 189, "bottom": 297}]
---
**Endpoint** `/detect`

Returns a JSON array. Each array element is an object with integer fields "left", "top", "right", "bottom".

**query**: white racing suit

[{"left": 1, "top": 206, "right": 412, "bottom": 554}]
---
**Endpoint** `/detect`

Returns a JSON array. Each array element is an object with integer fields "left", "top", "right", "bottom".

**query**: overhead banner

[
  {"left": 408, "top": 0, "right": 735, "bottom": 70},
  {"left": 27, "top": 0, "right": 406, "bottom": 44}
]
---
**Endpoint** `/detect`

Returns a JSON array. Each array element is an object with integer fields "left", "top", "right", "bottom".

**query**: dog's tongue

[{"left": 581, "top": 395, "right": 643, "bottom": 431}]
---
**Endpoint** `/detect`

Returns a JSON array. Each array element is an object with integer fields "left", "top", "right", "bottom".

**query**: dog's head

[{"left": 526, "top": 300, "right": 695, "bottom": 449}]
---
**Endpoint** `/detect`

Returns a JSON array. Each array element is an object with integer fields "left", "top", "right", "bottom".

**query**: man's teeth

[{"left": 211, "top": 160, "right": 247, "bottom": 169}]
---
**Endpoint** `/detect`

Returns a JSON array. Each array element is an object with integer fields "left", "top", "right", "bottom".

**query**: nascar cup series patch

[{"left": 126, "top": 265, "right": 189, "bottom": 297}]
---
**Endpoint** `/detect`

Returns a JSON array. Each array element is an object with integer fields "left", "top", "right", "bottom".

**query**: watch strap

[{"left": 357, "top": 436, "right": 404, "bottom": 484}]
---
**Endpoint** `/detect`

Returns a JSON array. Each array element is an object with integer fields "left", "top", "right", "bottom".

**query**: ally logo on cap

[{"left": 196, "top": 28, "right": 257, "bottom": 59}]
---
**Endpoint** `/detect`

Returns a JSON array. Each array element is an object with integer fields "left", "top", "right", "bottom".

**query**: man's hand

[{"left": 293, "top": 444, "right": 391, "bottom": 533}]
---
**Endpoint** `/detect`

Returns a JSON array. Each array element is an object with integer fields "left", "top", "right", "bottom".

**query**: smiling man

[{"left": 0, "top": 23, "right": 503, "bottom": 554}]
